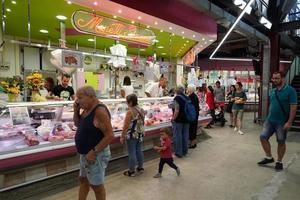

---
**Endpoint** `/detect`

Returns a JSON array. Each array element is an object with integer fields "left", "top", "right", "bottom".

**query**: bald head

[{"left": 76, "top": 86, "right": 96, "bottom": 97}]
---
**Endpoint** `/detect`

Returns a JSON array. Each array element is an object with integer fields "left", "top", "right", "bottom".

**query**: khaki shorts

[{"left": 232, "top": 109, "right": 244, "bottom": 120}]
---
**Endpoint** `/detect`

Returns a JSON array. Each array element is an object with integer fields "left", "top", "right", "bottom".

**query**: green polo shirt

[{"left": 267, "top": 84, "right": 297, "bottom": 125}]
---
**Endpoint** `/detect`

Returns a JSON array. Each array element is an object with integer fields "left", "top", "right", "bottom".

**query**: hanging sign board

[
  {"left": 62, "top": 50, "right": 83, "bottom": 68},
  {"left": 72, "top": 10, "right": 156, "bottom": 46}
]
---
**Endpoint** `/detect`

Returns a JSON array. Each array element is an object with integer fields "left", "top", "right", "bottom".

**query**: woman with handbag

[
  {"left": 120, "top": 94, "right": 145, "bottom": 177},
  {"left": 226, "top": 85, "right": 236, "bottom": 127}
]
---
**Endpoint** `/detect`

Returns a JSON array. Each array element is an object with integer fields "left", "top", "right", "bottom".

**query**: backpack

[
  {"left": 127, "top": 107, "right": 145, "bottom": 142},
  {"left": 177, "top": 95, "right": 197, "bottom": 122}
]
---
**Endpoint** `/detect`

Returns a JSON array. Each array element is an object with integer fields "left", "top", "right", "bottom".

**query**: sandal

[{"left": 123, "top": 170, "right": 136, "bottom": 177}]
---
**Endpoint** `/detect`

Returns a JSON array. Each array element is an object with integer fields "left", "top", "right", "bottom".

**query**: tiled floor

[{"left": 40, "top": 113, "right": 300, "bottom": 200}]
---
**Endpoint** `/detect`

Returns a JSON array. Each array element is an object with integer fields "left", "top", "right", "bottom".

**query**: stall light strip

[
  {"left": 209, "top": 0, "right": 255, "bottom": 59},
  {"left": 210, "top": 57, "right": 292, "bottom": 63}
]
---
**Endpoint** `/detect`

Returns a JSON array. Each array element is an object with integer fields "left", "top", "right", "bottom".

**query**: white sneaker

[
  {"left": 238, "top": 130, "right": 244, "bottom": 135},
  {"left": 234, "top": 127, "right": 238, "bottom": 131}
]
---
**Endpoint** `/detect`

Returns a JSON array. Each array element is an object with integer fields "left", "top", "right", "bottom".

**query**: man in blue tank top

[
  {"left": 258, "top": 71, "right": 297, "bottom": 171},
  {"left": 74, "top": 86, "right": 114, "bottom": 200}
]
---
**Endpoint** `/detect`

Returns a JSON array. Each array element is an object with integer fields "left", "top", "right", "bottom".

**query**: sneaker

[
  {"left": 176, "top": 168, "right": 180, "bottom": 176},
  {"left": 153, "top": 173, "right": 162, "bottom": 178},
  {"left": 238, "top": 130, "right": 244, "bottom": 135},
  {"left": 257, "top": 157, "right": 274, "bottom": 165},
  {"left": 234, "top": 127, "right": 238, "bottom": 131},
  {"left": 275, "top": 162, "right": 283, "bottom": 171},
  {"left": 136, "top": 167, "right": 144, "bottom": 173},
  {"left": 123, "top": 170, "right": 136, "bottom": 177}
]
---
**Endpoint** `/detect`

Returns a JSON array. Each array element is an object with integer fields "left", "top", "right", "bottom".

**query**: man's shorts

[
  {"left": 232, "top": 109, "right": 244, "bottom": 120},
  {"left": 79, "top": 146, "right": 111, "bottom": 186},
  {"left": 260, "top": 120, "right": 287, "bottom": 144}
]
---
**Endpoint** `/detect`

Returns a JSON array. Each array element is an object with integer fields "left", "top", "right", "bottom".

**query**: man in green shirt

[{"left": 258, "top": 71, "right": 298, "bottom": 171}]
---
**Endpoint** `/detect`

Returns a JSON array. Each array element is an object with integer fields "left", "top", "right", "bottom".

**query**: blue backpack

[{"left": 177, "top": 95, "right": 197, "bottom": 122}]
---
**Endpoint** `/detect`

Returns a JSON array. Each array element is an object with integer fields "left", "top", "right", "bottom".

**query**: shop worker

[
  {"left": 74, "top": 86, "right": 114, "bottom": 200},
  {"left": 258, "top": 71, "right": 297, "bottom": 171},
  {"left": 145, "top": 76, "right": 167, "bottom": 97},
  {"left": 53, "top": 74, "right": 75, "bottom": 100}
]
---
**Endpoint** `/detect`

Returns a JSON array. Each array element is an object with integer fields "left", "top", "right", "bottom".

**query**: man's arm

[
  {"left": 93, "top": 107, "right": 114, "bottom": 151},
  {"left": 284, "top": 104, "right": 297, "bottom": 130},
  {"left": 73, "top": 101, "right": 80, "bottom": 127},
  {"left": 172, "top": 101, "right": 180, "bottom": 121}
]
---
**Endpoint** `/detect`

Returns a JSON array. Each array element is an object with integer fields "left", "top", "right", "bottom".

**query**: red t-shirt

[
  {"left": 160, "top": 137, "right": 173, "bottom": 158},
  {"left": 206, "top": 91, "right": 215, "bottom": 109}
]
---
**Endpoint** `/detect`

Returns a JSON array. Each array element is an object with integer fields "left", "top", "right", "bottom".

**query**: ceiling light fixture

[
  {"left": 113, "top": 15, "right": 117, "bottom": 19},
  {"left": 118, "top": 9, "right": 122, "bottom": 13},
  {"left": 154, "top": 21, "right": 158, "bottom": 25},
  {"left": 169, "top": 27, "right": 172, "bottom": 30},
  {"left": 88, "top": 38, "right": 95, "bottom": 42},
  {"left": 234, "top": 0, "right": 252, "bottom": 14},
  {"left": 192, "top": 35, "right": 195, "bottom": 38},
  {"left": 146, "top": 25, "right": 150, "bottom": 28},
  {"left": 186, "top": 40, "right": 189, "bottom": 43},
  {"left": 56, "top": 15, "right": 67, "bottom": 20},
  {"left": 161, "top": 53, "right": 166, "bottom": 55},
  {"left": 140, "top": 49, "right": 146, "bottom": 51},
  {"left": 160, "top": 30, "right": 163, "bottom": 32},
  {"left": 11, "top": 1, "right": 16, "bottom": 4},
  {"left": 67, "top": 1, "right": 72, "bottom": 4},
  {"left": 138, "top": 16, "right": 142, "bottom": 20},
  {"left": 131, "top": 21, "right": 135, "bottom": 24},
  {"left": 209, "top": 39, "right": 214, "bottom": 42},
  {"left": 182, "top": 36, "right": 185, "bottom": 39},
  {"left": 93, "top": 1, "right": 98, "bottom": 6},
  {"left": 259, "top": 16, "right": 272, "bottom": 29},
  {"left": 157, "top": 46, "right": 164, "bottom": 49},
  {"left": 210, "top": 0, "right": 254, "bottom": 59},
  {"left": 6, "top": 8, "right": 11, "bottom": 12},
  {"left": 202, "top": 38, "right": 205, "bottom": 41},
  {"left": 181, "top": 31, "right": 185, "bottom": 34},
  {"left": 39, "top": 29, "right": 49, "bottom": 33},
  {"left": 172, "top": 33, "right": 175, "bottom": 36}
]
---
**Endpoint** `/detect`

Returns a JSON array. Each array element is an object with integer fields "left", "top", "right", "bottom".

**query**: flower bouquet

[
  {"left": 0, "top": 76, "right": 22, "bottom": 102},
  {"left": 26, "top": 72, "right": 46, "bottom": 102}
]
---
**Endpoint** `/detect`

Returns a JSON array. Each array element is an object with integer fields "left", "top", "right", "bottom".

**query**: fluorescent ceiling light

[
  {"left": 192, "top": 35, "right": 195, "bottom": 38},
  {"left": 39, "top": 29, "right": 49, "bottom": 33},
  {"left": 161, "top": 53, "right": 166, "bottom": 55},
  {"left": 56, "top": 15, "right": 67, "bottom": 20},
  {"left": 154, "top": 22, "right": 158, "bottom": 25},
  {"left": 138, "top": 16, "right": 142, "bottom": 20},
  {"left": 88, "top": 38, "right": 95, "bottom": 42},
  {"left": 182, "top": 31, "right": 185, "bottom": 34},
  {"left": 93, "top": 1, "right": 98, "bottom": 6},
  {"left": 6, "top": 8, "right": 11, "bottom": 12},
  {"left": 234, "top": 0, "right": 252, "bottom": 14},
  {"left": 118, "top": 9, "right": 122, "bottom": 13},
  {"left": 139, "top": 49, "right": 146, "bottom": 51},
  {"left": 67, "top": 1, "right": 72, "bottom": 4},
  {"left": 160, "top": 30, "right": 163, "bottom": 32},
  {"left": 11, "top": 1, "right": 16, "bottom": 4},
  {"left": 210, "top": 0, "right": 255, "bottom": 59},
  {"left": 146, "top": 25, "right": 150, "bottom": 28},
  {"left": 157, "top": 46, "right": 164, "bottom": 49},
  {"left": 131, "top": 21, "right": 135, "bottom": 24},
  {"left": 113, "top": 15, "right": 117, "bottom": 19},
  {"left": 259, "top": 16, "right": 272, "bottom": 29},
  {"left": 209, "top": 39, "right": 214, "bottom": 42}
]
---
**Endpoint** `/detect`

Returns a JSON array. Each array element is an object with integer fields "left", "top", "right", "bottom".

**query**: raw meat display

[
  {"left": 48, "top": 134, "right": 65, "bottom": 142},
  {"left": 24, "top": 133, "right": 39, "bottom": 146}
]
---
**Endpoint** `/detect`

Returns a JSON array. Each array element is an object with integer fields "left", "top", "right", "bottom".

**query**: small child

[{"left": 153, "top": 128, "right": 180, "bottom": 178}]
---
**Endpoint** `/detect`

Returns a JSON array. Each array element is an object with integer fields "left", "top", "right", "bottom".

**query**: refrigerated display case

[{"left": 0, "top": 97, "right": 211, "bottom": 191}]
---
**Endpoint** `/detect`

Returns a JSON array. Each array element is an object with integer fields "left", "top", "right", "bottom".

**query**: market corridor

[{"left": 41, "top": 113, "right": 300, "bottom": 200}]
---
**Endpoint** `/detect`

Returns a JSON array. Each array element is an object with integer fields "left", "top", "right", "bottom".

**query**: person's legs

[
  {"left": 182, "top": 123, "right": 190, "bottom": 156},
  {"left": 135, "top": 140, "right": 144, "bottom": 169},
  {"left": 232, "top": 110, "right": 237, "bottom": 129},
  {"left": 78, "top": 177, "right": 90, "bottom": 200},
  {"left": 126, "top": 139, "right": 137, "bottom": 172},
  {"left": 275, "top": 124, "right": 288, "bottom": 162},
  {"left": 165, "top": 158, "right": 178, "bottom": 170},
  {"left": 91, "top": 185, "right": 106, "bottom": 200},
  {"left": 158, "top": 158, "right": 166, "bottom": 174},
  {"left": 230, "top": 113, "right": 233, "bottom": 126},
  {"left": 259, "top": 121, "right": 275, "bottom": 158},
  {"left": 174, "top": 123, "right": 183, "bottom": 157}
]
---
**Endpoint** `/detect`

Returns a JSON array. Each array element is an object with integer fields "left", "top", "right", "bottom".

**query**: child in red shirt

[{"left": 153, "top": 128, "right": 180, "bottom": 178}]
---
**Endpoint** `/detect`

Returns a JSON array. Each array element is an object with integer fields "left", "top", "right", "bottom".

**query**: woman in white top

[{"left": 121, "top": 76, "right": 134, "bottom": 98}]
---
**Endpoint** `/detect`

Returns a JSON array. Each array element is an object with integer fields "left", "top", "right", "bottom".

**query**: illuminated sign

[{"left": 72, "top": 10, "right": 156, "bottom": 46}]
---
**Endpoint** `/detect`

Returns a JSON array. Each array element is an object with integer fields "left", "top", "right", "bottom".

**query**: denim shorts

[
  {"left": 79, "top": 146, "right": 111, "bottom": 186},
  {"left": 260, "top": 120, "right": 287, "bottom": 144},
  {"left": 232, "top": 109, "right": 244, "bottom": 120}
]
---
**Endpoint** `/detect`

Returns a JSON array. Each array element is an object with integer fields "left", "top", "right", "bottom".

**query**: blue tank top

[{"left": 75, "top": 104, "right": 110, "bottom": 154}]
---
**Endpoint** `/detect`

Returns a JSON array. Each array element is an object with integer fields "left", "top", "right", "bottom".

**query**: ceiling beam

[{"left": 279, "top": 20, "right": 300, "bottom": 31}]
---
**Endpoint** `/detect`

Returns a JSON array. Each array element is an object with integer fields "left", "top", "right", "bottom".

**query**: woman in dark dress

[{"left": 187, "top": 84, "right": 200, "bottom": 148}]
